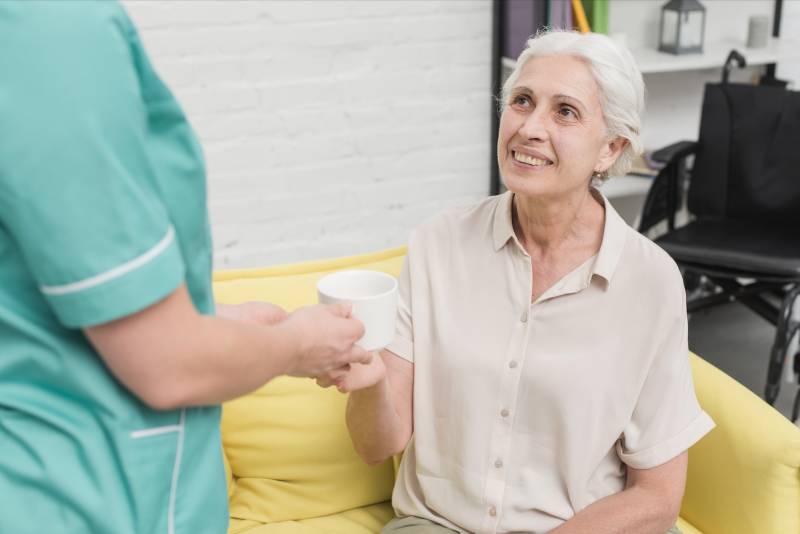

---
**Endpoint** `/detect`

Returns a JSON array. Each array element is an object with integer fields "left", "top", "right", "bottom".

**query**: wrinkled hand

[
  {"left": 282, "top": 301, "right": 373, "bottom": 378},
  {"left": 315, "top": 351, "right": 387, "bottom": 393},
  {"left": 215, "top": 301, "right": 289, "bottom": 327}
]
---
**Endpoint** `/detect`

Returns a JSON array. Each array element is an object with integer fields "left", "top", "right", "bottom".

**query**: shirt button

[
  {"left": 489, "top": 507, "right": 497, "bottom": 517},
  {"left": 520, "top": 313, "right": 528, "bottom": 322},
  {"left": 495, "top": 460, "right": 503, "bottom": 468},
  {"left": 501, "top": 409, "right": 509, "bottom": 417},
  {"left": 509, "top": 360, "right": 518, "bottom": 369}
]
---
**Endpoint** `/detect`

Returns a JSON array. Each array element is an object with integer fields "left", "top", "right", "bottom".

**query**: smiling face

[{"left": 498, "top": 54, "right": 626, "bottom": 200}]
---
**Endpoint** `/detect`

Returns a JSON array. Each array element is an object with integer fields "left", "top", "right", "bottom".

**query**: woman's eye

[
  {"left": 560, "top": 108, "right": 575, "bottom": 117},
  {"left": 514, "top": 96, "right": 530, "bottom": 107}
]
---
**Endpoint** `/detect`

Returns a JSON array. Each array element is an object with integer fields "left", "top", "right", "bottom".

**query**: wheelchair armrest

[
  {"left": 639, "top": 141, "right": 698, "bottom": 234},
  {"left": 652, "top": 141, "right": 699, "bottom": 165}
]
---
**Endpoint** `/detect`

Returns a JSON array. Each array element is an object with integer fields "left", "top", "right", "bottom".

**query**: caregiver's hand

[
  {"left": 84, "top": 284, "right": 370, "bottom": 410},
  {"left": 216, "top": 301, "right": 288, "bottom": 326},
  {"left": 281, "top": 301, "right": 373, "bottom": 378}
]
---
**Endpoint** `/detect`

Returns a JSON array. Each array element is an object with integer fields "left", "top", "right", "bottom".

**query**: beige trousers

[{"left": 381, "top": 515, "right": 683, "bottom": 534}]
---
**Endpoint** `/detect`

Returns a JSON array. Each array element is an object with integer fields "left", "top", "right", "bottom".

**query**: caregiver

[{"left": 0, "top": 3, "right": 371, "bottom": 533}]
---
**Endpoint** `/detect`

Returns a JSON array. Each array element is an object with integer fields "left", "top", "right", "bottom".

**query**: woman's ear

[{"left": 597, "top": 137, "right": 629, "bottom": 172}]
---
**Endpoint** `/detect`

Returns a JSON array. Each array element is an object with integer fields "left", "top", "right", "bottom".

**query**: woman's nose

[{"left": 518, "top": 109, "right": 548, "bottom": 141}]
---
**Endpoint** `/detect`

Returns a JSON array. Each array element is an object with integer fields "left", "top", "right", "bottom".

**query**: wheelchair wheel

[
  {"left": 793, "top": 352, "right": 800, "bottom": 424},
  {"left": 794, "top": 388, "right": 800, "bottom": 424},
  {"left": 682, "top": 269, "right": 702, "bottom": 292}
]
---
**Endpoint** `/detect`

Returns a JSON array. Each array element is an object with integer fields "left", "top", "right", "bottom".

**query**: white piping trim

[
  {"left": 168, "top": 408, "right": 186, "bottom": 534},
  {"left": 129, "top": 425, "right": 181, "bottom": 439},
  {"left": 39, "top": 226, "right": 176, "bottom": 296}
]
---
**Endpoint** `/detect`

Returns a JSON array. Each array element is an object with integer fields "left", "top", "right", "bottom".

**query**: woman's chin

[
  {"left": 503, "top": 175, "right": 556, "bottom": 198},
  {"left": 503, "top": 169, "right": 592, "bottom": 200}
]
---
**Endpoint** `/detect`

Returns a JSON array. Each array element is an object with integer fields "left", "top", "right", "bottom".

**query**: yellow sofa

[{"left": 213, "top": 247, "right": 800, "bottom": 534}]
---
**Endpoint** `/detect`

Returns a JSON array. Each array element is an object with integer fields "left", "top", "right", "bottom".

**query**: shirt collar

[
  {"left": 592, "top": 191, "right": 628, "bottom": 284},
  {"left": 492, "top": 191, "right": 517, "bottom": 253},
  {"left": 492, "top": 189, "right": 628, "bottom": 285}
]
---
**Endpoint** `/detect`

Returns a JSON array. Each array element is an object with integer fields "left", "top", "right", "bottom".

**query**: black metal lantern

[{"left": 658, "top": 0, "right": 706, "bottom": 55}]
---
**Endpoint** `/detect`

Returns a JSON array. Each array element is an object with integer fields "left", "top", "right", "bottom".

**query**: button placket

[{"left": 481, "top": 250, "right": 534, "bottom": 534}]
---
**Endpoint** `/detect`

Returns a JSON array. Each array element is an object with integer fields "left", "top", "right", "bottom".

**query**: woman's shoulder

[
  {"left": 409, "top": 194, "right": 504, "bottom": 250},
  {"left": 418, "top": 194, "right": 505, "bottom": 235},
  {"left": 617, "top": 224, "right": 685, "bottom": 295}
]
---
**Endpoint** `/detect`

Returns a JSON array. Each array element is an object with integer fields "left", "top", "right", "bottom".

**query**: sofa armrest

[{"left": 682, "top": 353, "right": 800, "bottom": 534}]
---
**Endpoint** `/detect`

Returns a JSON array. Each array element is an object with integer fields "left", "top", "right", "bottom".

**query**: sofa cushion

[
  {"left": 214, "top": 247, "right": 406, "bottom": 526},
  {"left": 677, "top": 516, "right": 703, "bottom": 534},
  {"left": 228, "top": 501, "right": 395, "bottom": 534}
]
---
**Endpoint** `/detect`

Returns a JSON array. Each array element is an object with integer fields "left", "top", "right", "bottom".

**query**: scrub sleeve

[
  {"left": 0, "top": 3, "right": 227, "bottom": 533},
  {"left": 0, "top": 12, "right": 185, "bottom": 327}
]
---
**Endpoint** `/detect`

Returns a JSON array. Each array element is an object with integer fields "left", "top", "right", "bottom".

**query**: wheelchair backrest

[{"left": 690, "top": 83, "right": 800, "bottom": 226}]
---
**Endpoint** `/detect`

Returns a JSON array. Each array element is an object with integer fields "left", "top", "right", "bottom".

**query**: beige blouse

[{"left": 386, "top": 191, "right": 715, "bottom": 534}]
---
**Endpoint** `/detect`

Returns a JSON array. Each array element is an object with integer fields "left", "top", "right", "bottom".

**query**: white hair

[{"left": 500, "top": 29, "right": 645, "bottom": 184}]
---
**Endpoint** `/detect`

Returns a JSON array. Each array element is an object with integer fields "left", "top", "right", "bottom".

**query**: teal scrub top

[{"left": 0, "top": 2, "right": 228, "bottom": 533}]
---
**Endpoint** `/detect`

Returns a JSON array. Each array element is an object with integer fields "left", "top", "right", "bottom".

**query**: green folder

[{"left": 582, "top": 0, "right": 609, "bottom": 35}]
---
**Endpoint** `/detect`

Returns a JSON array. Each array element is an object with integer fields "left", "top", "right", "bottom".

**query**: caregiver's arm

[
  {"left": 317, "top": 350, "right": 413, "bottom": 466},
  {"left": 549, "top": 451, "right": 687, "bottom": 534},
  {"left": 215, "top": 301, "right": 288, "bottom": 327},
  {"left": 84, "top": 284, "right": 372, "bottom": 410}
]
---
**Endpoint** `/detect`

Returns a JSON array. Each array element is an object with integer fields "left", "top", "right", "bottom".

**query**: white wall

[
  {"left": 778, "top": 0, "right": 800, "bottom": 87},
  {"left": 609, "top": 0, "right": 800, "bottom": 151},
  {"left": 121, "top": 1, "right": 798, "bottom": 270},
  {"left": 122, "top": 1, "right": 493, "bottom": 269}
]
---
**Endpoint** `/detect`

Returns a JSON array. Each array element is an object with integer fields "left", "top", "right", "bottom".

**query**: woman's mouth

[{"left": 513, "top": 151, "right": 553, "bottom": 167}]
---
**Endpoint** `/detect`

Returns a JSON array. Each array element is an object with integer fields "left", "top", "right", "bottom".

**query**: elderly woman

[{"left": 317, "top": 30, "right": 715, "bottom": 534}]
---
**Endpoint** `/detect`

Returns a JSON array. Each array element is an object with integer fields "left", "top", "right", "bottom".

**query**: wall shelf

[
  {"left": 501, "top": 37, "right": 800, "bottom": 75},
  {"left": 632, "top": 38, "right": 800, "bottom": 74},
  {"left": 598, "top": 175, "right": 654, "bottom": 199}
]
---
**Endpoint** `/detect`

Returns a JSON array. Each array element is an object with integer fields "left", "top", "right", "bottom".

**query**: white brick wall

[{"left": 121, "top": 1, "right": 493, "bottom": 269}]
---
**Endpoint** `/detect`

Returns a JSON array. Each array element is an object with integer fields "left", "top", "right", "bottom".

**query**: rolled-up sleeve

[
  {"left": 386, "top": 231, "right": 415, "bottom": 362},
  {"left": 0, "top": 3, "right": 185, "bottom": 329},
  {"left": 617, "top": 268, "right": 716, "bottom": 469}
]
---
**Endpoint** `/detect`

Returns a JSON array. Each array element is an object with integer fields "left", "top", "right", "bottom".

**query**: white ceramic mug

[{"left": 317, "top": 270, "right": 398, "bottom": 352}]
